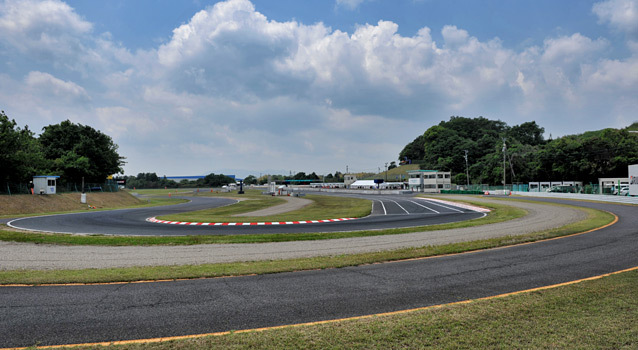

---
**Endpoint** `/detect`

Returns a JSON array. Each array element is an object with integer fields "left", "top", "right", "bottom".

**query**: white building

[
  {"left": 599, "top": 177, "right": 629, "bottom": 194},
  {"left": 344, "top": 174, "right": 357, "bottom": 186},
  {"left": 33, "top": 175, "right": 59, "bottom": 194},
  {"left": 349, "top": 180, "right": 404, "bottom": 190},
  {"left": 407, "top": 170, "right": 451, "bottom": 192}
]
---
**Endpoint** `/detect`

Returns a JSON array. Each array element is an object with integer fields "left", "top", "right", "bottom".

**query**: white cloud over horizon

[{"left": 0, "top": 0, "right": 637, "bottom": 177}]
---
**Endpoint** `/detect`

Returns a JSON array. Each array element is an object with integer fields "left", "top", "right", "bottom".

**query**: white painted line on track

[
  {"left": 408, "top": 200, "right": 440, "bottom": 214},
  {"left": 378, "top": 200, "right": 387, "bottom": 215},
  {"left": 390, "top": 200, "right": 410, "bottom": 214},
  {"left": 418, "top": 197, "right": 491, "bottom": 213},
  {"left": 422, "top": 199, "right": 464, "bottom": 213},
  {"left": 145, "top": 217, "right": 358, "bottom": 226}
]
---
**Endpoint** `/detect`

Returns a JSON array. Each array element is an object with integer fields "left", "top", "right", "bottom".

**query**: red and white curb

[
  {"left": 146, "top": 217, "right": 357, "bottom": 226},
  {"left": 420, "top": 198, "right": 491, "bottom": 213}
]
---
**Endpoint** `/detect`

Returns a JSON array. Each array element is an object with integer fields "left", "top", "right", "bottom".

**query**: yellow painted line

[
  {"left": 2, "top": 265, "right": 637, "bottom": 350},
  {"left": 0, "top": 210, "right": 619, "bottom": 287},
  {"left": 0, "top": 274, "right": 256, "bottom": 288}
]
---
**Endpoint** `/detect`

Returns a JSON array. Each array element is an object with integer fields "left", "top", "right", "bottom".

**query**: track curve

[
  {"left": 7, "top": 193, "right": 485, "bottom": 236},
  {"left": 0, "top": 198, "right": 636, "bottom": 348}
]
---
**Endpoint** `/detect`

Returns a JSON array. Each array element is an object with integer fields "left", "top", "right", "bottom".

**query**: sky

[{"left": 1, "top": 0, "right": 637, "bottom": 178}]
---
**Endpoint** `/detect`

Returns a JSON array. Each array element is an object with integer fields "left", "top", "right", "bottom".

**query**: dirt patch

[{"left": 0, "top": 191, "right": 142, "bottom": 216}]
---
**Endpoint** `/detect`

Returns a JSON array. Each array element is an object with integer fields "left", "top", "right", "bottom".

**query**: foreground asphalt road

[
  {"left": 7, "top": 194, "right": 485, "bottom": 235},
  {"left": 0, "top": 198, "right": 636, "bottom": 348}
]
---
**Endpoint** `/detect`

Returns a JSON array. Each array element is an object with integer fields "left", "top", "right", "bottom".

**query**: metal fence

[
  {"left": 458, "top": 184, "right": 606, "bottom": 195},
  {"left": 0, "top": 181, "right": 119, "bottom": 195}
]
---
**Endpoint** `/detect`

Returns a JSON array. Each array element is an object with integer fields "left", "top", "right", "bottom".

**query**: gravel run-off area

[{"left": 0, "top": 197, "right": 586, "bottom": 271}]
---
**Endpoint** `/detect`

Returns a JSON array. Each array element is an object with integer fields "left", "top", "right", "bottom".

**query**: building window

[
  {"left": 437, "top": 174, "right": 443, "bottom": 179},
  {"left": 445, "top": 174, "right": 450, "bottom": 178},
  {"left": 48, "top": 179, "right": 55, "bottom": 186}
]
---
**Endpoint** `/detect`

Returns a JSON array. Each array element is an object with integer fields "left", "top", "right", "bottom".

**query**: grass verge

[
  {"left": 0, "top": 199, "right": 520, "bottom": 246},
  {"left": 156, "top": 194, "right": 372, "bottom": 222},
  {"left": 0, "top": 195, "right": 188, "bottom": 219},
  {"left": 0, "top": 205, "right": 613, "bottom": 285},
  {"left": 27, "top": 268, "right": 638, "bottom": 349}
]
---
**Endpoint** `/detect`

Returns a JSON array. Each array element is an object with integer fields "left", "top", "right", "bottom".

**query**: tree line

[
  {"left": 399, "top": 116, "right": 638, "bottom": 186},
  {"left": 121, "top": 171, "right": 341, "bottom": 189},
  {"left": 121, "top": 173, "right": 236, "bottom": 189},
  {"left": 1, "top": 111, "right": 124, "bottom": 189},
  {"left": 243, "top": 171, "right": 347, "bottom": 185}
]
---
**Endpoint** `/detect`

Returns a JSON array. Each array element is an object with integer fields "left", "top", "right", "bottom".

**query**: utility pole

[
  {"left": 502, "top": 138, "right": 507, "bottom": 188},
  {"left": 463, "top": 150, "right": 470, "bottom": 188}
]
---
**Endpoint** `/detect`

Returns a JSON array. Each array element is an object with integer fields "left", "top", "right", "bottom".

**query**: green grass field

[{"left": 156, "top": 193, "right": 372, "bottom": 222}]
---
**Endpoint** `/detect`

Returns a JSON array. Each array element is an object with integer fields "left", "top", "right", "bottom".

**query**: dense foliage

[
  {"left": 121, "top": 173, "right": 237, "bottom": 189},
  {"left": 0, "top": 111, "right": 125, "bottom": 188},
  {"left": 400, "top": 116, "right": 638, "bottom": 185},
  {"left": 39, "top": 120, "right": 124, "bottom": 183}
]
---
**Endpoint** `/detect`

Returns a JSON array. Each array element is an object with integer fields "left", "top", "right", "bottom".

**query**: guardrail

[{"left": 512, "top": 191, "right": 638, "bottom": 204}]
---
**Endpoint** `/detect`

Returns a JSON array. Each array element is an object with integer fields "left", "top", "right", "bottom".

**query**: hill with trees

[{"left": 399, "top": 116, "right": 638, "bottom": 185}]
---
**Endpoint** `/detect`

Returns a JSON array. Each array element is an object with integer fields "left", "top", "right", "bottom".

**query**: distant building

[
  {"left": 598, "top": 177, "right": 629, "bottom": 194},
  {"left": 349, "top": 180, "right": 404, "bottom": 190},
  {"left": 407, "top": 170, "right": 451, "bottom": 192},
  {"left": 344, "top": 174, "right": 357, "bottom": 186}
]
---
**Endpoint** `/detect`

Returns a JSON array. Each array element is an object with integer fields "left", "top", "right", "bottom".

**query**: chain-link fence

[{"left": 450, "top": 183, "right": 606, "bottom": 195}]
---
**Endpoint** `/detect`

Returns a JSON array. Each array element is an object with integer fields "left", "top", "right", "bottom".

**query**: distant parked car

[{"left": 619, "top": 187, "right": 629, "bottom": 196}]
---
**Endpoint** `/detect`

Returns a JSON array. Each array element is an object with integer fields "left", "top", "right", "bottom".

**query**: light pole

[
  {"left": 464, "top": 150, "right": 470, "bottom": 188},
  {"left": 502, "top": 138, "right": 507, "bottom": 188}
]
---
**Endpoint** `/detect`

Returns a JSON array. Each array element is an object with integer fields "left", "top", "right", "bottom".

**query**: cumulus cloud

[
  {"left": 593, "top": 0, "right": 638, "bottom": 37},
  {"left": 24, "top": 71, "right": 90, "bottom": 102},
  {"left": 0, "top": 0, "right": 92, "bottom": 60},
  {"left": 1, "top": 0, "right": 637, "bottom": 176}
]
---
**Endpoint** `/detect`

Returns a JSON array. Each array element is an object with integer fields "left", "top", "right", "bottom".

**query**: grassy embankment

[
  {"left": 0, "top": 190, "right": 186, "bottom": 218},
  {"left": 28, "top": 268, "right": 638, "bottom": 349}
]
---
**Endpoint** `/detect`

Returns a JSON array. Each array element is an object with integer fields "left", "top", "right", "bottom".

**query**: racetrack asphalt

[
  {"left": 6, "top": 194, "right": 485, "bottom": 236},
  {"left": 0, "top": 196, "right": 584, "bottom": 270},
  {"left": 0, "top": 198, "right": 635, "bottom": 348}
]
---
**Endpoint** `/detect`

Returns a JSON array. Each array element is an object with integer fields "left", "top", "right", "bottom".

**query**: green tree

[
  {"left": 201, "top": 173, "right": 235, "bottom": 187},
  {"left": 398, "top": 134, "right": 425, "bottom": 163},
  {"left": 39, "top": 120, "right": 125, "bottom": 183},
  {"left": 0, "top": 111, "right": 49, "bottom": 185},
  {"left": 508, "top": 121, "right": 545, "bottom": 146},
  {"left": 243, "top": 175, "right": 257, "bottom": 185}
]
